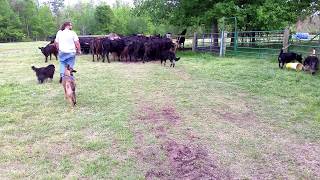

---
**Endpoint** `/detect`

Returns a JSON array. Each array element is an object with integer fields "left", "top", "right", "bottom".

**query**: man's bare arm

[
  {"left": 54, "top": 41, "right": 59, "bottom": 50},
  {"left": 75, "top": 40, "right": 81, "bottom": 54}
]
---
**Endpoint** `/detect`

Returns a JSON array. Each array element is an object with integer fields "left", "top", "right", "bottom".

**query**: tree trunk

[{"left": 212, "top": 18, "right": 219, "bottom": 47}]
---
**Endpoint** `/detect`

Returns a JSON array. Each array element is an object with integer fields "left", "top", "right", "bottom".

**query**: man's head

[{"left": 60, "top": 21, "right": 73, "bottom": 31}]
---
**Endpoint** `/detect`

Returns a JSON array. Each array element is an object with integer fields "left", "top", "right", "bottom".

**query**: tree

[
  {"left": 37, "top": 5, "right": 56, "bottom": 39},
  {"left": 62, "top": 2, "right": 96, "bottom": 35},
  {"left": 133, "top": 0, "right": 177, "bottom": 26},
  {"left": 10, "top": 0, "right": 39, "bottom": 39},
  {"left": 49, "top": 0, "right": 64, "bottom": 16},
  {"left": 94, "top": 4, "right": 114, "bottom": 34},
  {"left": 112, "top": 6, "right": 131, "bottom": 35},
  {"left": 0, "top": 0, "right": 24, "bottom": 42}
]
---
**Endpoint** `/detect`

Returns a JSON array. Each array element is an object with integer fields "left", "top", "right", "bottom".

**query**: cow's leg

[
  {"left": 45, "top": 56, "right": 48, "bottom": 63},
  {"left": 102, "top": 52, "right": 105, "bottom": 63},
  {"left": 107, "top": 52, "right": 110, "bottom": 63}
]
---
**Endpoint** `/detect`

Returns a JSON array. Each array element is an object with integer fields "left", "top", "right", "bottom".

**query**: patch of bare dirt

[
  {"left": 133, "top": 102, "right": 232, "bottom": 179},
  {"left": 138, "top": 105, "right": 179, "bottom": 124}
]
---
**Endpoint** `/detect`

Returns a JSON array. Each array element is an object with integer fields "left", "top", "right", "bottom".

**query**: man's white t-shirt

[{"left": 55, "top": 29, "right": 79, "bottom": 53}]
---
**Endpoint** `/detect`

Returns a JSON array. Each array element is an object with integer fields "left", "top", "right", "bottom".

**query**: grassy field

[{"left": 0, "top": 41, "right": 320, "bottom": 179}]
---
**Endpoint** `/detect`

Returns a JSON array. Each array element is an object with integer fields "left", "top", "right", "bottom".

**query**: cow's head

[{"left": 38, "top": 47, "right": 44, "bottom": 51}]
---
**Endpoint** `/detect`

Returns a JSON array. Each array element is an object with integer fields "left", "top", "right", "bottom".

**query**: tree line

[{"left": 0, "top": 0, "right": 318, "bottom": 42}]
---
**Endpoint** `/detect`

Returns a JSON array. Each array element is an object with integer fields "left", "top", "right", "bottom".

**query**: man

[{"left": 55, "top": 21, "right": 81, "bottom": 83}]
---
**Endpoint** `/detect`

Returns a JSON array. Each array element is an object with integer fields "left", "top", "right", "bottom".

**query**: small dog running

[
  {"left": 31, "top": 64, "right": 55, "bottom": 83},
  {"left": 62, "top": 65, "right": 77, "bottom": 107},
  {"left": 160, "top": 50, "right": 180, "bottom": 67}
]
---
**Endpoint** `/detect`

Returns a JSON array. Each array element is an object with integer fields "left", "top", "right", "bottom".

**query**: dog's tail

[
  {"left": 278, "top": 49, "right": 283, "bottom": 62},
  {"left": 280, "top": 48, "right": 283, "bottom": 54},
  {"left": 31, "top": 66, "right": 37, "bottom": 71}
]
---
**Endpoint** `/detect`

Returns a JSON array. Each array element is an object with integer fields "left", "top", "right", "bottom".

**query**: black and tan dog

[
  {"left": 303, "top": 55, "right": 319, "bottom": 75},
  {"left": 62, "top": 65, "right": 77, "bottom": 107},
  {"left": 160, "top": 50, "right": 180, "bottom": 67},
  {"left": 278, "top": 49, "right": 303, "bottom": 69},
  {"left": 31, "top": 64, "right": 55, "bottom": 83}
]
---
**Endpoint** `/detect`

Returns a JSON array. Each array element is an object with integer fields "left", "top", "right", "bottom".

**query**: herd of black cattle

[
  {"left": 38, "top": 33, "right": 319, "bottom": 75},
  {"left": 39, "top": 34, "right": 182, "bottom": 68}
]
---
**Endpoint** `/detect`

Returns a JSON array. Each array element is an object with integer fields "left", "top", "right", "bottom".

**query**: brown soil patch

[
  {"left": 138, "top": 105, "right": 179, "bottom": 124},
  {"left": 133, "top": 102, "right": 232, "bottom": 179}
]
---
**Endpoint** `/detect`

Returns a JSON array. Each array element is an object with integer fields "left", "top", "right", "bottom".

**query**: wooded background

[{"left": 0, "top": 0, "right": 319, "bottom": 42}]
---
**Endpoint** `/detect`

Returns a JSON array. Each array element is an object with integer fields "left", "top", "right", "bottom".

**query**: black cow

[
  {"left": 278, "top": 49, "right": 303, "bottom": 69},
  {"left": 303, "top": 56, "right": 319, "bottom": 75},
  {"left": 38, "top": 44, "right": 58, "bottom": 63},
  {"left": 176, "top": 29, "right": 187, "bottom": 49},
  {"left": 79, "top": 37, "right": 93, "bottom": 54},
  {"left": 101, "top": 38, "right": 126, "bottom": 63},
  {"left": 90, "top": 37, "right": 103, "bottom": 62}
]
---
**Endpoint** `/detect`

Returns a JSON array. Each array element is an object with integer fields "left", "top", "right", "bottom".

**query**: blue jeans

[{"left": 59, "top": 51, "right": 76, "bottom": 77}]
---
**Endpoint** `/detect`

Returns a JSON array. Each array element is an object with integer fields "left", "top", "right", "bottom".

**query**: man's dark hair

[{"left": 60, "top": 21, "right": 72, "bottom": 31}]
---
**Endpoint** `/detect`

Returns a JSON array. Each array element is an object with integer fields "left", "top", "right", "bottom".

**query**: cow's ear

[{"left": 38, "top": 47, "right": 41, "bottom": 49}]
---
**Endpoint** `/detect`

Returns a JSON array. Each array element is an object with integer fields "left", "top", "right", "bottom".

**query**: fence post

[
  {"left": 192, "top": 32, "right": 197, "bottom": 52},
  {"left": 223, "top": 32, "right": 227, "bottom": 56},
  {"left": 283, "top": 28, "right": 290, "bottom": 53},
  {"left": 220, "top": 31, "right": 226, "bottom": 57}
]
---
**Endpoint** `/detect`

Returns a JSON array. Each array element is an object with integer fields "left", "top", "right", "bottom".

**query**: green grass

[{"left": 0, "top": 42, "right": 320, "bottom": 179}]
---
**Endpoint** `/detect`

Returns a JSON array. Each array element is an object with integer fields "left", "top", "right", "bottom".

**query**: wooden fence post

[
  {"left": 283, "top": 28, "right": 290, "bottom": 53},
  {"left": 192, "top": 32, "right": 197, "bottom": 52}
]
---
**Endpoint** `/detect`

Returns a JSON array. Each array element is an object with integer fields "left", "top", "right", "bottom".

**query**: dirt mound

[
  {"left": 135, "top": 103, "right": 231, "bottom": 179},
  {"left": 145, "top": 140, "right": 231, "bottom": 179}
]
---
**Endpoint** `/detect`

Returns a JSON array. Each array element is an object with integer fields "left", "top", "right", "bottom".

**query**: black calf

[{"left": 38, "top": 44, "right": 58, "bottom": 63}]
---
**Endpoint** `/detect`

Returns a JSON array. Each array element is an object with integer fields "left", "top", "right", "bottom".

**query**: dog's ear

[{"left": 65, "top": 64, "right": 71, "bottom": 70}]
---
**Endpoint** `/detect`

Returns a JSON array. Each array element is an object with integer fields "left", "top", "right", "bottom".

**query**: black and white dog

[
  {"left": 278, "top": 49, "right": 303, "bottom": 69},
  {"left": 31, "top": 64, "right": 55, "bottom": 83}
]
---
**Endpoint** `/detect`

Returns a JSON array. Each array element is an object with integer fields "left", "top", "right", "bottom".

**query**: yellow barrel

[{"left": 285, "top": 63, "right": 303, "bottom": 71}]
